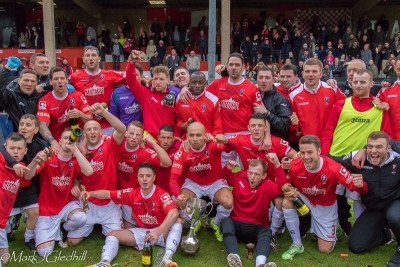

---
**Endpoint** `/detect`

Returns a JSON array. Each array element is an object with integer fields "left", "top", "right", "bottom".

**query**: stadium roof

[{"left": 7, "top": 0, "right": 399, "bottom": 9}]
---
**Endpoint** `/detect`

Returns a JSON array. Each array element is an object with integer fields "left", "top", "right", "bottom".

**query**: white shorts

[
  {"left": 182, "top": 178, "right": 229, "bottom": 200},
  {"left": 0, "top": 228, "right": 7, "bottom": 249},
  {"left": 221, "top": 131, "right": 249, "bottom": 167},
  {"left": 68, "top": 201, "right": 122, "bottom": 238},
  {"left": 300, "top": 193, "right": 338, "bottom": 242},
  {"left": 10, "top": 203, "right": 39, "bottom": 216},
  {"left": 335, "top": 184, "right": 361, "bottom": 200},
  {"left": 102, "top": 127, "right": 115, "bottom": 136},
  {"left": 35, "top": 201, "right": 81, "bottom": 246},
  {"left": 121, "top": 205, "right": 137, "bottom": 226},
  {"left": 129, "top": 227, "right": 165, "bottom": 251}
]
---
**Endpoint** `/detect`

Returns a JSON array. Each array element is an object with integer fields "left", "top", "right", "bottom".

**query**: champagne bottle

[
  {"left": 293, "top": 196, "right": 310, "bottom": 216},
  {"left": 142, "top": 231, "right": 153, "bottom": 266},
  {"left": 68, "top": 105, "right": 83, "bottom": 142},
  {"left": 69, "top": 105, "right": 79, "bottom": 129}
]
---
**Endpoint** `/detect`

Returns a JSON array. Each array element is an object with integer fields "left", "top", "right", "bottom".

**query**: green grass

[{"left": 5, "top": 221, "right": 396, "bottom": 267}]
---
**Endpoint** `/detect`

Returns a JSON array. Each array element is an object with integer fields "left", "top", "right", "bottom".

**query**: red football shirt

[
  {"left": 0, "top": 154, "right": 30, "bottom": 228},
  {"left": 126, "top": 63, "right": 175, "bottom": 137},
  {"left": 37, "top": 91, "right": 90, "bottom": 140},
  {"left": 224, "top": 166, "right": 286, "bottom": 226},
  {"left": 226, "top": 134, "right": 291, "bottom": 179},
  {"left": 155, "top": 141, "right": 181, "bottom": 194},
  {"left": 170, "top": 142, "right": 224, "bottom": 197},
  {"left": 275, "top": 79, "right": 302, "bottom": 100},
  {"left": 110, "top": 185, "right": 177, "bottom": 228},
  {"left": 378, "top": 82, "right": 400, "bottom": 140},
  {"left": 70, "top": 69, "right": 124, "bottom": 129},
  {"left": 207, "top": 77, "right": 262, "bottom": 133},
  {"left": 175, "top": 91, "right": 223, "bottom": 138},
  {"left": 82, "top": 136, "right": 120, "bottom": 206},
  {"left": 36, "top": 154, "right": 81, "bottom": 216},
  {"left": 117, "top": 140, "right": 161, "bottom": 189},
  {"left": 287, "top": 156, "right": 368, "bottom": 206},
  {"left": 289, "top": 81, "right": 346, "bottom": 140}
]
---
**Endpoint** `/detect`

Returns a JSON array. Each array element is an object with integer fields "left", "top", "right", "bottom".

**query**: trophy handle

[{"left": 200, "top": 202, "right": 214, "bottom": 221}]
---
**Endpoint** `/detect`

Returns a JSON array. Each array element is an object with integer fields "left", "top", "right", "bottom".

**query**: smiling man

[
  {"left": 331, "top": 131, "right": 400, "bottom": 267},
  {"left": 289, "top": 58, "right": 346, "bottom": 140},
  {"left": 175, "top": 71, "right": 223, "bottom": 138},
  {"left": 222, "top": 159, "right": 283, "bottom": 267},
  {"left": 281, "top": 135, "right": 367, "bottom": 260},
  {"left": 37, "top": 67, "right": 92, "bottom": 152}
]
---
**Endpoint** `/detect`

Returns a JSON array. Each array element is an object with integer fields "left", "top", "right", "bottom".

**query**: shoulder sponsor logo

[
  {"left": 218, "top": 87, "right": 227, "bottom": 91},
  {"left": 174, "top": 150, "right": 182, "bottom": 160},
  {"left": 297, "top": 176, "right": 307, "bottom": 179},
  {"left": 172, "top": 162, "right": 182, "bottom": 169},
  {"left": 280, "top": 139, "right": 288, "bottom": 146},
  {"left": 298, "top": 102, "right": 309, "bottom": 106},
  {"left": 243, "top": 146, "right": 252, "bottom": 151},
  {"left": 339, "top": 167, "right": 349, "bottom": 176},
  {"left": 387, "top": 94, "right": 398, "bottom": 98}
]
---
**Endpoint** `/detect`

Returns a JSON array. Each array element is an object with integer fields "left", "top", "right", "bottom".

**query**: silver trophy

[{"left": 181, "top": 198, "right": 213, "bottom": 254}]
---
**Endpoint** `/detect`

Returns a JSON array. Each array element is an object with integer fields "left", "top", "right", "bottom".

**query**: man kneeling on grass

[
  {"left": 281, "top": 135, "right": 367, "bottom": 260},
  {"left": 222, "top": 158, "right": 284, "bottom": 267},
  {"left": 83, "top": 162, "right": 182, "bottom": 267}
]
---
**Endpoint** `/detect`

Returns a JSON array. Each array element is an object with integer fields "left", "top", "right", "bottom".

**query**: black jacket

[
  {"left": 260, "top": 86, "right": 291, "bottom": 140},
  {"left": 333, "top": 151, "right": 400, "bottom": 211},
  {"left": 337, "top": 80, "right": 381, "bottom": 97},
  {"left": 0, "top": 77, "right": 50, "bottom": 131}
]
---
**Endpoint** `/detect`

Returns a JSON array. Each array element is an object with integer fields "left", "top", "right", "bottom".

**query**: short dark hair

[
  {"left": 138, "top": 162, "right": 156, "bottom": 174},
  {"left": 257, "top": 66, "right": 274, "bottom": 77},
  {"left": 250, "top": 113, "right": 267, "bottom": 121},
  {"left": 299, "top": 135, "right": 321, "bottom": 149},
  {"left": 127, "top": 121, "right": 144, "bottom": 130},
  {"left": 228, "top": 52, "right": 244, "bottom": 65},
  {"left": 159, "top": 124, "right": 174, "bottom": 134},
  {"left": 248, "top": 159, "right": 267, "bottom": 173},
  {"left": 174, "top": 67, "right": 189, "bottom": 76},
  {"left": 280, "top": 64, "right": 298, "bottom": 75},
  {"left": 20, "top": 69, "right": 37, "bottom": 79},
  {"left": 83, "top": 45, "right": 100, "bottom": 55},
  {"left": 6, "top": 133, "right": 27, "bottom": 147},
  {"left": 20, "top": 114, "right": 39, "bottom": 127},
  {"left": 30, "top": 53, "right": 47, "bottom": 65},
  {"left": 49, "top": 67, "right": 67, "bottom": 80},
  {"left": 368, "top": 131, "right": 389, "bottom": 143}
]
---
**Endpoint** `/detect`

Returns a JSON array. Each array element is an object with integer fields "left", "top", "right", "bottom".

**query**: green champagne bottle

[{"left": 142, "top": 231, "right": 153, "bottom": 266}]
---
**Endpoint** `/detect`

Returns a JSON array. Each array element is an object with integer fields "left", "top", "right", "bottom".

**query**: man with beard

[{"left": 70, "top": 46, "right": 125, "bottom": 135}]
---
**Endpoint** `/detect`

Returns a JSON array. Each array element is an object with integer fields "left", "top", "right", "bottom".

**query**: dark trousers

[
  {"left": 221, "top": 218, "right": 271, "bottom": 258},
  {"left": 337, "top": 194, "right": 352, "bottom": 236},
  {"left": 112, "top": 55, "right": 120, "bottom": 70},
  {"left": 349, "top": 200, "right": 400, "bottom": 253}
]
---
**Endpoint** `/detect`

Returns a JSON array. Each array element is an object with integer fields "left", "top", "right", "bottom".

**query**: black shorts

[{"left": 13, "top": 178, "right": 39, "bottom": 208}]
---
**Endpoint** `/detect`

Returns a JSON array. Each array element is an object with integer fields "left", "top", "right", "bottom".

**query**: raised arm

[{"left": 88, "top": 103, "right": 126, "bottom": 145}]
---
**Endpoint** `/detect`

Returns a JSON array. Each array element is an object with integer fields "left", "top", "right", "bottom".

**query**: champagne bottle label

[
  {"left": 142, "top": 255, "right": 151, "bottom": 265},
  {"left": 296, "top": 204, "right": 310, "bottom": 216}
]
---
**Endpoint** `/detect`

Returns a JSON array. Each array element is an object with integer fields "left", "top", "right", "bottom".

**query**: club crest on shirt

[
  {"left": 98, "top": 148, "right": 103, "bottom": 153},
  {"left": 205, "top": 150, "right": 209, "bottom": 157},
  {"left": 324, "top": 96, "right": 330, "bottom": 103},
  {"left": 69, "top": 161, "right": 74, "bottom": 167},
  {"left": 99, "top": 74, "right": 105, "bottom": 80},
  {"left": 151, "top": 202, "right": 156, "bottom": 210},
  {"left": 240, "top": 89, "right": 245, "bottom": 95},
  {"left": 70, "top": 98, "right": 75, "bottom": 104},
  {"left": 201, "top": 103, "right": 206, "bottom": 110},
  {"left": 321, "top": 174, "right": 327, "bottom": 184},
  {"left": 132, "top": 154, "right": 137, "bottom": 160}
]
